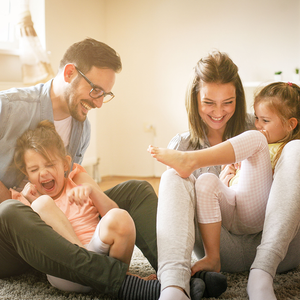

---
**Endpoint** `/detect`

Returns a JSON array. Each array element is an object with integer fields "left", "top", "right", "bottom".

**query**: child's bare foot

[
  {"left": 147, "top": 145, "right": 195, "bottom": 178},
  {"left": 191, "top": 257, "right": 221, "bottom": 276}
]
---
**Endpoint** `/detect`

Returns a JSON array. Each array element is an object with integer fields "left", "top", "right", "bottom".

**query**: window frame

[{"left": 0, "top": 0, "right": 20, "bottom": 53}]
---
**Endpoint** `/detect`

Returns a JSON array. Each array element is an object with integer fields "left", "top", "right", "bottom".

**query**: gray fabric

[
  {"left": 157, "top": 169, "right": 196, "bottom": 296},
  {"left": 251, "top": 140, "right": 300, "bottom": 277}
]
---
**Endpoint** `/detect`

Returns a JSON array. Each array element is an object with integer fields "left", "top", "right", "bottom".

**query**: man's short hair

[{"left": 59, "top": 38, "right": 122, "bottom": 73}]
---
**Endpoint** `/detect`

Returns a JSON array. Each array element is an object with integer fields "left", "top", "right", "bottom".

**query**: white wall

[
  {"left": 44, "top": 0, "right": 107, "bottom": 74},
  {"left": 100, "top": 0, "right": 300, "bottom": 177},
  {"left": 1, "top": 0, "right": 300, "bottom": 178}
]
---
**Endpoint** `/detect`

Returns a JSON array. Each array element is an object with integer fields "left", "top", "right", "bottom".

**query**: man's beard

[
  {"left": 69, "top": 96, "right": 87, "bottom": 122},
  {"left": 64, "top": 83, "right": 86, "bottom": 123}
]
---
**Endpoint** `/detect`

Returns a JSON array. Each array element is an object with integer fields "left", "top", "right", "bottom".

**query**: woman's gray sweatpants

[{"left": 157, "top": 140, "right": 300, "bottom": 295}]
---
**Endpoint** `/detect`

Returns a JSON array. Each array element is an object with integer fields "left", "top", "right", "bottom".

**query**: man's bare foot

[
  {"left": 127, "top": 272, "right": 157, "bottom": 281},
  {"left": 191, "top": 257, "right": 221, "bottom": 276},
  {"left": 147, "top": 146, "right": 195, "bottom": 178},
  {"left": 143, "top": 274, "right": 157, "bottom": 280}
]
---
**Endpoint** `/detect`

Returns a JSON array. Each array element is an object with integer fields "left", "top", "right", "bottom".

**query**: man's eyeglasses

[{"left": 75, "top": 66, "right": 114, "bottom": 103}]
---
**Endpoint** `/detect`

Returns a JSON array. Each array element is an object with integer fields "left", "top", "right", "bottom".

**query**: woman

[{"left": 157, "top": 51, "right": 300, "bottom": 300}]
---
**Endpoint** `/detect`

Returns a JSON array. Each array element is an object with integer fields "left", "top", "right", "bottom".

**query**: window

[{"left": 0, "top": 0, "right": 19, "bottom": 52}]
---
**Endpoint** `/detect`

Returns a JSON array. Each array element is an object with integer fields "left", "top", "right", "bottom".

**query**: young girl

[
  {"left": 148, "top": 82, "right": 300, "bottom": 275},
  {"left": 11, "top": 120, "right": 149, "bottom": 293}
]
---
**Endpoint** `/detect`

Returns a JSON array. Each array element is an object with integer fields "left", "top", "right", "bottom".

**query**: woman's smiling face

[{"left": 198, "top": 82, "right": 236, "bottom": 134}]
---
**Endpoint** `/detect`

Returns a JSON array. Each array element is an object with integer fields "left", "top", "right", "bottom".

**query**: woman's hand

[
  {"left": 21, "top": 182, "right": 41, "bottom": 204},
  {"left": 67, "top": 184, "right": 92, "bottom": 206},
  {"left": 219, "top": 164, "right": 238, "bottom": 187}
]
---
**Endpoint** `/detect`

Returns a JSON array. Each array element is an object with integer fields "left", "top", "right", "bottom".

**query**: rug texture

[{"left": 1, "top": 247, "right": 300, "bottom": 299}]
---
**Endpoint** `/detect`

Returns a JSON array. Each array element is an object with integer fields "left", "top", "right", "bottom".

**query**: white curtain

[{"left": 17, "top": 0, "right": 54, "bottom": 85}]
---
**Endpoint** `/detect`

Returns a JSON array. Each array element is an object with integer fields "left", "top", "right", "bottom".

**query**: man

[{"left": 0, "top": 38, "right": 161, "bottom": 299}]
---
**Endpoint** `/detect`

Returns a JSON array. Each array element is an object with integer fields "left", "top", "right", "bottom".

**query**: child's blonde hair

[
  {"left": 14, "top": 120, "right": 70, "bottom": 175},
  {"left": 254, "top": 82, "right": 300, "bottom": 166}
]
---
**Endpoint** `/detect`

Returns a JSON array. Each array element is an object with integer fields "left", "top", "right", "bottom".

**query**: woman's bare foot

[
  {"left": 191, "top": 257, "right": 221, "bottom": 276},
  {"left": 147, "top": 146, "right": 196, "bottom": 178}
]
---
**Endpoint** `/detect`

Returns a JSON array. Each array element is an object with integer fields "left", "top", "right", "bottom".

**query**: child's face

[
  {"left": 254, "top": 102, "right": 290, "bottom": 143},
  {"left": 24, "top": 149, "right": 69, "bottom": 199}
]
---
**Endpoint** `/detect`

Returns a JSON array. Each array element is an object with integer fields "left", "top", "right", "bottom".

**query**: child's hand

[
  {"left": 219, "top": 164, "right": 237, "bottom": 186},
  {"left": 67, "top": 184, "right": 92, "bottom": 206},
  {"left": 259, "top": 130, "right": 270, "bottom": 142},
  {"left": 21, "top": 182, "right": 41, "bottom": 204}
]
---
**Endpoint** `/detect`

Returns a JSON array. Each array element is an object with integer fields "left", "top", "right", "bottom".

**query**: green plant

[
  {"left": 295, "top": 68, "right": 299, "bottom": 74},
  {"left": 274, "top": 71, "right": 282, "bottom": 75}
]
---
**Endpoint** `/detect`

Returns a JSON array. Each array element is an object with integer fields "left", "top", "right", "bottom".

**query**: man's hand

[
  {"left": 21, "top": 182, "right": 41, "bottom": 204},
  {"left": 67, "top": 184, "right": 92, "bottom": 206}
]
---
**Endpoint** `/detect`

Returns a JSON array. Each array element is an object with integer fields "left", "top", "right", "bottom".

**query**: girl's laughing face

[{"left": 24, "top": 149, "right": 69, "bottom": 199}]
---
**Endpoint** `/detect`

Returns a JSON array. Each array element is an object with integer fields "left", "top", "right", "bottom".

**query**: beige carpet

[{"left": 1, "top": 247, "right": 300, "bottom": 299}]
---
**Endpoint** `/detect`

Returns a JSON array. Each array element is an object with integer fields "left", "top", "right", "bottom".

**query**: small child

[
  {"left": 11, "top": 120, "right": 151, "bottom": 293},
  {"left": 148, "top": 82, "right": 300, "bottom": 274}
]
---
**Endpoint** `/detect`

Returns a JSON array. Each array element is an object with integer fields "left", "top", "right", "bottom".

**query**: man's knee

[
  {"left": 127, "top": 179, "right": 154, "bottom": 193},
  {"left": 0, "top": 200, "right": 28, "bottom": 227},
  {"left": 0, "top": 199, "right": 22, "bottom": 216}
]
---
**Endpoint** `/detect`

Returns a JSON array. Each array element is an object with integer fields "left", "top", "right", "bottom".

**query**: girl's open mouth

[{"left": 41, "top": 180, "right": 55, "bottom": 191}]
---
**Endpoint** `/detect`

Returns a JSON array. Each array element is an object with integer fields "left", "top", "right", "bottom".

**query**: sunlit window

[{"left": 0, "top": 0, "right": 19, "bottom": 51}]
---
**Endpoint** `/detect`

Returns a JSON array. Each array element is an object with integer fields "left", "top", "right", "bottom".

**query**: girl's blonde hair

[
  {"left": 14, "top": 120, "right": 70, "bottom": 175},
  {"left": 186, "top": 50, "right": 247, "bottom": 149},
  {"left": 254, "top": 82, "right": 300, "bottom": 166}
]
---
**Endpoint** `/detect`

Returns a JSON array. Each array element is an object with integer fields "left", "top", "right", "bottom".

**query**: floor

[{"left": 98, "top": 176, "right": 160, "bottom": 195}]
